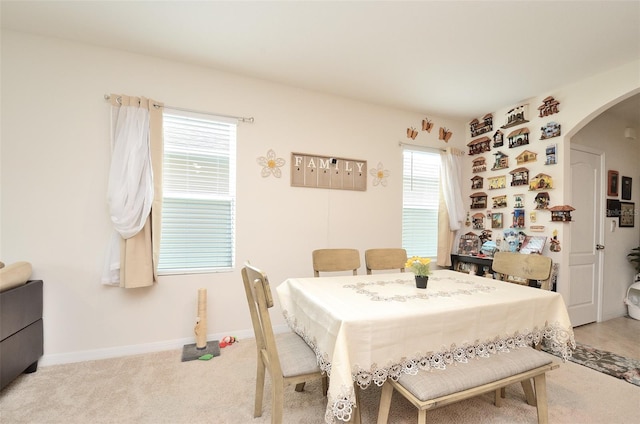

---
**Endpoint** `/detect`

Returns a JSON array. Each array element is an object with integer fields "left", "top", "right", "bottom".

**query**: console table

[{"left": 450, "top": 254, "right": 494, "bottom": 276}]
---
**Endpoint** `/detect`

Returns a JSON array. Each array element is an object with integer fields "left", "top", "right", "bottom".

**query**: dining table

[{"left": 276, "top": 269, "right": 575, "bottom": 424}]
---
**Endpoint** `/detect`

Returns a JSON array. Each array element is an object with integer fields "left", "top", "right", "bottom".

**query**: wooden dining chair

[
  {"left": 492, "top": 252, "right": 553, "bottom": 289},
  {"left": 312, "top": 249, "right": 360, "bottom": 277},
  {"left": 365, "top": 248, "right": 407, "bottom": 274},
  {"left": 241, "top": 262, "right": 327, "bottom": 424}
]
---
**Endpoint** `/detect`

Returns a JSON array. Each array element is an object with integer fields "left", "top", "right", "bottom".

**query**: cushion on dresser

[{"left": 0, "top": 261, "right": 33, "bottom": 293}]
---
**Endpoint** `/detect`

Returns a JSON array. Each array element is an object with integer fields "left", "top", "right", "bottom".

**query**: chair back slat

[
  {"left": 365, "top": 248, "right": 407, "bottom": 274},
  {"left": 241, "top": 264, "right": 282, "bottom": 374},
  {"left": 312, "top": 248, "right": 360, "bottom": 277},
  {"left": 492, "top": 252, "right": 552, "bottom": 281}
]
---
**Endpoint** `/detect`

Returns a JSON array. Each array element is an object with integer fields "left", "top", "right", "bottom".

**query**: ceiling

[{"left": 1, "top": 1, "right": 639, "bottom": 123}]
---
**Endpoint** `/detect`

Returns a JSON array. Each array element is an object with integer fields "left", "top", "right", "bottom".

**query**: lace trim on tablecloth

[
  {"left": 281, "top": 310, "right": 575, "bottom": 424},
  {"left": 342, "top": 274, "right": 496, "bottom": 302}
]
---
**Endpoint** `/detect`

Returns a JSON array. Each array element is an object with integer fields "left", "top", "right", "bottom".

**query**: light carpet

[{"left": 1, "top": 338, "right": 639, "bottom": 424}]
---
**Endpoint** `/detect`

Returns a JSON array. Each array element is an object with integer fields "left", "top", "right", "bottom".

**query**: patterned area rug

[{"left": 545, "top": 342, "right": 640, "bottom": 387}]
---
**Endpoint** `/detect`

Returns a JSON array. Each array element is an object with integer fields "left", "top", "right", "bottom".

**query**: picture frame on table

[
  {"left": 619, "top": 202, "right": 635, "bottom": 228},
  {"left": 607, "top": 170, "right": 619, "bottom": 197},
  {"left": 621, "top": 176, "right": 632, "bottom": 201}
]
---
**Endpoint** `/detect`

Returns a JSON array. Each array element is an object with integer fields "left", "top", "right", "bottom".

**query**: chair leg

[
  {"left": 521, "top": 379, "right": 537, "bottom": 406},
  {"left": 322, "top": 375, "right": 329, "bottom": 396},
  {"left": 494, "top": 388, "right": 502, "bottom": 407},
  {"left": 271, "top": 380, "right": 284, "bottom": 424},
  {"left": 254, "top": 360, "right": 266, "bottom": 417},
  {"left": 376, "top": 382, "right": 394, "bottom": 424},
  {"left": 418, "top": 409, "right": 427, "bottom": 424},
  {"left": 295, "top": 382, "right": 305, "bottom": 392},
  {"left": 534, "top": 373, "right": 549, "bottom": 424}
]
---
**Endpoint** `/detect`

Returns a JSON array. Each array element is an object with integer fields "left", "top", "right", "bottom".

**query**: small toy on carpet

[{"left": 219, "top": 336, "right": 238, "bottom": 348}]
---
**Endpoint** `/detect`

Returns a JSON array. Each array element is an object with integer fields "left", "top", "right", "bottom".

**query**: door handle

[{"left": 596, "top": 244, "right": 605, "bottom": 250}]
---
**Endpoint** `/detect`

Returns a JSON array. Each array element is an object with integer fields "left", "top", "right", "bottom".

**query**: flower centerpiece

[{"left": 405, "top": 256, "right": 431, "bottom": 289}]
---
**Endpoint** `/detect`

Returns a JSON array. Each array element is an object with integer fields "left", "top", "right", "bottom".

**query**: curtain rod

[
  {"left": 398, "top": 141, "right": 466, "bottom": 155},
  {"left": 398, "top": 141, "right": 446, "bottom": 153},
  {"left": 103, "top": 94, "right": 254, "bottom": 123}
]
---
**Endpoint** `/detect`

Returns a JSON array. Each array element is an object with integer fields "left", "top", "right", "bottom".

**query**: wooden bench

[{"left": 377, "top": 346, "right": 558, "bottom": 424}]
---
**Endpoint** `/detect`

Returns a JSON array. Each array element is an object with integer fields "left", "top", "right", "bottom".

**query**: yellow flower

[{"left": 405, "top": 256, "right": 431, "bottom": 276}]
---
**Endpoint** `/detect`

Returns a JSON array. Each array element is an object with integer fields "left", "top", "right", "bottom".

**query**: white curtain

[
  {"left": 102, "top": 95, "right": 162, "bottom": 287},
  {"left": 437, "top": 147, "right": 466, "bottom": 267}
]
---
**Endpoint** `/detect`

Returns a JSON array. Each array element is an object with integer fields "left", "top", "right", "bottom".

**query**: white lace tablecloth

[{"left": 276, "top": 269, "right": 575, "bottom": 424}]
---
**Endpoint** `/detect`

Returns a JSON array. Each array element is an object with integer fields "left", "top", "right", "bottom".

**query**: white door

[{"left": 568, "top": 146, "right": 603, "bottom": 326}]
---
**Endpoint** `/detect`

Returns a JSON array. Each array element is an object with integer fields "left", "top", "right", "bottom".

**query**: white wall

[
  {"left": 0, "top": 31, "right": 464, "bottom": 364},
  {"left": 3, "top": 30, "right": 638, "bottom": 364}
]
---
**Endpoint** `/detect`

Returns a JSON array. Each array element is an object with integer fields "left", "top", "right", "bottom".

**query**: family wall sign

[{"left": 291, "top": 152, "right": 367, "bottom": 191}]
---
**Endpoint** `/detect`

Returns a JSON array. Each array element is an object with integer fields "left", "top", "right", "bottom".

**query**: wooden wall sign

[{"left": 291, "top": 152, "right": 367, "bottom": 191}]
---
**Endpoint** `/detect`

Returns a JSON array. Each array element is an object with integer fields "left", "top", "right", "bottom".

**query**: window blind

[
  {"left": 402, "top": 149, "right": 441, "bottom": 258},
  {"left": 158, "top": 111, "right": 237, "bottom": 274}
]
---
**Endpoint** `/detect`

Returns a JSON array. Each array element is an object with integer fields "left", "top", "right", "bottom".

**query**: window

[
  {"left": 157, "top": 111, "right": 237, "bottom": 274},
  {"left": 402, "top": 149, "right": 441, "bottom": 258}
]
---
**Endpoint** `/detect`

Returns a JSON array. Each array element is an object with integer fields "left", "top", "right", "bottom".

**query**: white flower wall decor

[
  {"left": 370, "top": 162, "right": 390, "bottom": 187},
  {"left": 257, "top": 149, "right": 285, "bottom": 178}
]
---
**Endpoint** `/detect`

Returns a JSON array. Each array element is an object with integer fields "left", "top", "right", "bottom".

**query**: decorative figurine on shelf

[
  {"left": 550, "top": 205, "right": 575, "bottom": 222},
  {"left": 488, "top": 175, "right": 507, "bottom": 190},
  {"left": 470, "top": 192, "right": 488, "bottom": 209},
  {"left": 472, "top": 213, "right": 485, "bottom": 230},
  {"left": 550, "top": 229, "right": 561, "bottom": 252},
  {"left": 540, "top": 122, "right": 561, "bottom": 139},
  {"left": 513, "top": 194, "right": 524, "bottom": 209},
  {"left": 510, "top": 167, "right": 529, "bottom": 186},
  {"left": 516, "top": 150, "right": 538, "bottom": 165},
  {"left": 493, "top": 130, "right": 504, "bottom": 147},
  {"left": 529, "top": 173, "right": 553, "bottom": 190},
  {"left": 469, "top": 114, "right": 493, "bottom": 137},
  {"left": 467, "top": 137, "right": 491, "bottom": 155},
  {"left": 538, "top": 96, "right": 560, "bottom": 117},
  {"left": 459, "top": 232, "right": 481, "bottom": 255},
  {"left": 508, "top": 128, "right": 530, "bottom": 148},
  {"left": 492, "top": 151, "right": 509, "bottom": 170},
  {"left": 472, "top": 157, "right": 487, "bottom": 173},
  {"left": 479, "top": 229, "right": 492, "bottom": 245},
  {"left": 493, "top": 195, "right": 507, "bottom": 208},
  {"left": 534, "top": 192, "right": 550, "bottom": 209},
  {"left": 501, "top": 104, "right": 529, "bottom": 129}
]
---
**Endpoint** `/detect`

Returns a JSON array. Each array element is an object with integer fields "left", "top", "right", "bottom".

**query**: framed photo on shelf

[
  {"left": 621, "top": 176, "right": 632, "bottom": 200},
  {"left": 607, "top": 170, "right": 619, "bottom": 197},
  {"left": 619, "top": 202, "right": 635, "bottom": 228}
]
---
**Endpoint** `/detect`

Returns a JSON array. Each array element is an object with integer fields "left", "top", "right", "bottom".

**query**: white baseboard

[{"left": 39, "top": 327, "right": 272, "bottom": 366}]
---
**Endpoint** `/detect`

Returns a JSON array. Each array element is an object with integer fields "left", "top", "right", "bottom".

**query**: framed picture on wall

[
  {"left": 606, "top": 199, "right": 621, "bottom": 217},
  {"left": 607, "top": 170, "right": 619, "bottom": 197},
  {"left": 619, "top": 202, "right": 635, "bottom": 227},
  {"left": 621, "top": 176, "right": 632, "bottom": 200}
]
